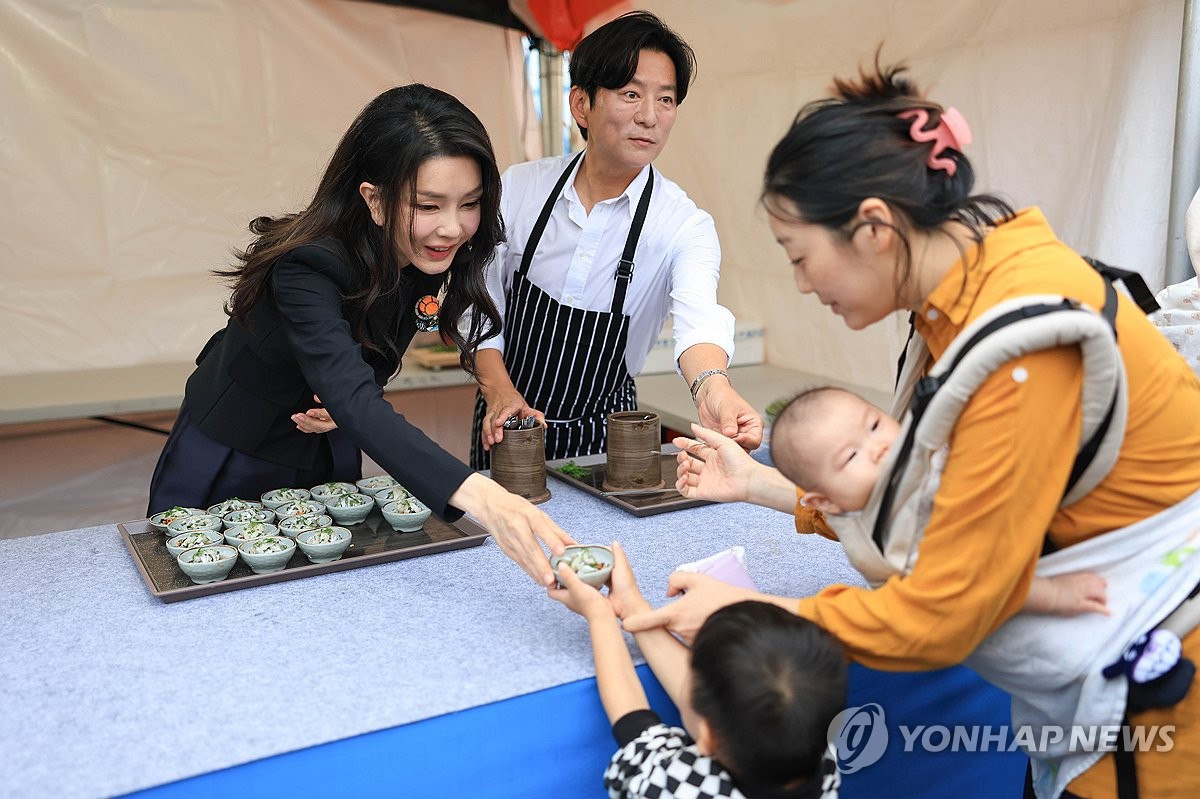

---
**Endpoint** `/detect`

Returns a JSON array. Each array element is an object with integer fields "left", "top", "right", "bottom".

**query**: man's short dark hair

[{"left": 568, "top": 11, "right": 696, "bottom": 140}]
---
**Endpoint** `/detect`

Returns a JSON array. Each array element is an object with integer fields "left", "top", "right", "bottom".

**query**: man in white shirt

[{"left": 470, "top": 10, "right": 762, "bottom": 467}]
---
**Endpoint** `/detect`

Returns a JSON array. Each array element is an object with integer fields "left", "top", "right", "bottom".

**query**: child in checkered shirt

[{"left": 550, "top": 542, "right": 845, "bottom": 799}]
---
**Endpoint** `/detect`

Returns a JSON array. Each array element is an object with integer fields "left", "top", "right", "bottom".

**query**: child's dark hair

[
  {"left": 568, "top": 10, "right": 695, "bottom": 141},
  {"left": 690, "top": 601, "right": 847, "bottom": 788},
  {"left": 762, "top": 55, "right": 1014, "bottom": 303}
]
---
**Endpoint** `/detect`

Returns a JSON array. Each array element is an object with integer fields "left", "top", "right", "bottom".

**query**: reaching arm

[
  {"left": 673, "top": 423, "right": 797, "bottom": 513},
  {"left": 678, "top": 344, "right": 764, "bottom": 451},
  {"left": 604, "top": 543, "right": 692, "bottom": 715},
  {"left": 549, "top": 559, "right": 648, "bottom": 724}
]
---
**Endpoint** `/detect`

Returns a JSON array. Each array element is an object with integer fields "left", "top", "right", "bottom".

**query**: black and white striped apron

[{"left": 471, "top": 152, "right": 654, "bottom": 469}]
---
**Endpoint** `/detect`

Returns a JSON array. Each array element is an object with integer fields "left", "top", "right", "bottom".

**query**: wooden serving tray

[
  {"left": 120, "top": 509, "right": 489, "bottom": 603},
  {"left": 546, "top": 450, "right": 711, "bottom": 517}
]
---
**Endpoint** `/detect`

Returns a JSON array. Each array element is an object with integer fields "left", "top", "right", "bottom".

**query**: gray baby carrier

[{"left": 823, "top": 264, "right": 1200, "bottom": 799}]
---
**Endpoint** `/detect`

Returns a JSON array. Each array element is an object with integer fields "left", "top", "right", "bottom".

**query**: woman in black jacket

[{"left": 149, "top": 84, "right": 574, "bottom": 586}]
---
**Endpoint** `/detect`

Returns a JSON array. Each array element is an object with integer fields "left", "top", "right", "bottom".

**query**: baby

[
  {"left": 770, "top": 387, "right": 1108, "bottom": 617},
  {"left": 551, "top": 542, "right": 844, "bottom": 799}
]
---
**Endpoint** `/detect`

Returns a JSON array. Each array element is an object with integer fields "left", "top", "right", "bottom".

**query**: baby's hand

[{"left": 548, "top": 560, "right": 613, "bottom": 621}]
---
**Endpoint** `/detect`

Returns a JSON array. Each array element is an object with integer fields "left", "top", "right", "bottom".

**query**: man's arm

[{"left": 678, "top": 344, "right": 764, "bottom": 450}]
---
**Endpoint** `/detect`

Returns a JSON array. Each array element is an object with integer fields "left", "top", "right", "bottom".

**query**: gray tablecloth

[{"left": 0, "top": 478, "right": 864, "bottom": 799}]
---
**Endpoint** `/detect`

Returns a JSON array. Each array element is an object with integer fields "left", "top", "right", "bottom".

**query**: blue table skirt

[{"left": 123, "top": 664, "right": 1026, "bottom": 799}]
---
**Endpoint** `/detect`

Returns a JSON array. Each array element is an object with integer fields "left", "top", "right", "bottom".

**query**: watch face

[{"left": 415, "top": 294, "right": 440, "bottom": 331}]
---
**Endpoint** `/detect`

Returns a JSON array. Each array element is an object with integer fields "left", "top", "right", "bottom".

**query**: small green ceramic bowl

[
  {"left": 224, "top": 522, "right": 280, "bottom": 550},
  {"left": 325, "top": 492, "right": 374, "bottom": 525},
  {"left": 166, "top": 514, "right": 223, "bottom": 537},
  {"left": 295, "top": 526, "right": 353, "bottom": 564},
  {"left": 274, "top": 499, "right": 328, "bottom": 519},
  {"left": 237, "top": 536, "right": 296, "bottom": 575},
  {"left": 165, "top": 529, "right": 225, "bottom": 558},
  {"left": 259, "top": 487, "right": 311, "bottom": 511},
  {"left": 149, "top": 506, "right": 206, "bottom": 534},
  {"left": 380, "top": 498, "right": 432, "bottom": 532},
  {"left": 373, "top": 485, "right": 414, "bottom": 509},
  {"left": 177, "top": 545, "right": 238, "bottom": 584},
  {"left": 550, "top": 545, "right": 614, "bottom": 589},
  {"left": 355, "top": 475, "right": 401, "bottom": 496},
  {"left": 277, "top": 514, "right": 334, "bottom": 538}
]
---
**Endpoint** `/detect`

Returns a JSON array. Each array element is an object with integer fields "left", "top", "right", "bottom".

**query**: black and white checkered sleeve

[{"left": 603, "top": 722, "right": 741, "bottom": 799}]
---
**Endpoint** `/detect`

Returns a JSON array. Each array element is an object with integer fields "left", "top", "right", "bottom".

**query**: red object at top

[{"left": 526, "top": 0, "right": 630, "bottom": 50}]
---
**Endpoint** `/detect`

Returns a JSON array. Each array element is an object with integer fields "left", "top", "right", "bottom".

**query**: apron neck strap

[
  {"left": 518, "top": 151, "right": 584, "bottom": 278},
  {"left": 517, "top": 151, "right": 655, "bottom": 316},
  {"left": 612, "top": 166, "right": 654, "bottom": 316}
]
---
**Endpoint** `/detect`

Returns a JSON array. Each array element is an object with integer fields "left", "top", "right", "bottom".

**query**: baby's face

[{"left": 797, "top": 391, "right": 900, "bottom": 513}]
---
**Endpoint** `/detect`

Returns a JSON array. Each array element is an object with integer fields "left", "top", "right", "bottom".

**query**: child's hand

[
  {"left": 548, "top": 560, "right": 613, "bottom": 620},
  {"left": 606, "top": 542, "right": 651, "bottom": 622}
]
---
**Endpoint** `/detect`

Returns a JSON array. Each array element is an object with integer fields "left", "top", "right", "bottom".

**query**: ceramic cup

[
  {"left": 490, "top": 424, "right": 551, "bottom": 504},
  {"left": 603, "top": 411, "right": 664, "bottom": 492}
]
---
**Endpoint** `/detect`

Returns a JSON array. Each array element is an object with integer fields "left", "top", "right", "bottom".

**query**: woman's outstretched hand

[
  {"left": 673, "top": 423, "right": 760, "bottom": 504},
  {"left": 450, "top": 472, "right": 575, "bottom": 587},
  {"left": 621, "top": 571, "right": 757, "bottom": 644}
]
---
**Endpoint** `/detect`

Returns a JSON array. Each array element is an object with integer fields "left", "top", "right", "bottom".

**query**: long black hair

[
  {"left": 216, "top": 84, "right": 502, "bottom": 376},
  {"left": 690, "top": 601, "right": 847, "bottom": 789},
  {"left": 763, "top": 57, "right": 1015, "bottom": 301}
]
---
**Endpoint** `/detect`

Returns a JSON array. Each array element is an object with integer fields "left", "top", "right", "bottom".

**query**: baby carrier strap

[{"left": 872, "top": 284, "right": 1128, "bottom": 550}]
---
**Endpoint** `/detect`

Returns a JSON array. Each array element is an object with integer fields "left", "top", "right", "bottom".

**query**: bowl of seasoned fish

[
  {"left": 274, "top": 499, "right": 328, "bottom": 519},
  {"left": 165, "top": 529, "right": 225, "bottom": 558},
  {"left": 309, "top": 481, "right": 358, "bottom": 503},
  {"left": 237, "top": 536, "right": 296, "bottom": 575},
  {"left": 259, "top": 487, "right": 312, "bottom": 511},
  {"left": 381, "top": 497, "right": 431, "bottom": 532},
  {"left": 166, "top": 514, "right": 223, "bottom": 537},
  {"left": 295, "top": 526, "right": 353, "bottom": 564},
  {"left": 149, "top": 506, "right": 206, "bottom": 534},
  {"left": 550, "top": 545, "right": 614, "bottom": 589},
  {"left": 324, "top": 492, "right": 374, "bottom": 525},
  {"left": 355, "top": 475, "right": 401, "bottom": 496},
  {"left": 177, "top": 545, "right": 238, "bottom": 584},
  {"left": 277, "top": 513, "right": 334, "bottom": 538},
  {"left": 206, "top": 497, "right": 263, "bottom": 517}
]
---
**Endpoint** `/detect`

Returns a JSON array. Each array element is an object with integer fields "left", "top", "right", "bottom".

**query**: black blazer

[{"left": 185, "top": 238, "right": 472, "bottom": 519}]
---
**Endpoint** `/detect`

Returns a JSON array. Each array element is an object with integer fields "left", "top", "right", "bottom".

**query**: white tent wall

[
  {"left": 0, "top": 0, "right": 535, "bottom": 380},
  {"left": 643, "top": 0, "right": 1183, "bottom": 396},
  {"left": 0, "top": 0, "right": 1186, "bottom": 402}
]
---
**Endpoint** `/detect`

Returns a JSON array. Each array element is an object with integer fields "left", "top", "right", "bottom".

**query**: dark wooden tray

[
  {"left": 545, "top": 450, "right": 710, "bottom": 517},
  {"left": 120, "top": 509, "right": 489, "bottom": 603}
]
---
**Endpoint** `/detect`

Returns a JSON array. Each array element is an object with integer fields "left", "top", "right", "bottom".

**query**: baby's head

[
  {"left": 771, "top": 387, "right": 899, "bottom": 514},
  {"left": 689, "top": 601, "right": 846, "bottom": 790}
]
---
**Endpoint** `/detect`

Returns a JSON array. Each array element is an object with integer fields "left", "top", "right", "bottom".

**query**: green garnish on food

[
  {"left": 556, "top": 461, "right": 590, "bottom": 480},
  {"left": 188, "top": 548, "right": 229, "bottom": 563},
  {"left": 308, "top": 529, "right": 342, "bottom": 545},
  {"left": 249, "top": 537, "right": 290, "bottom": 554}
]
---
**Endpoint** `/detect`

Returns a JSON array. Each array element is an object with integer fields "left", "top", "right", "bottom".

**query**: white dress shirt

[{"left": 476, "top": 151, "right": 735, "bottom": 376}]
